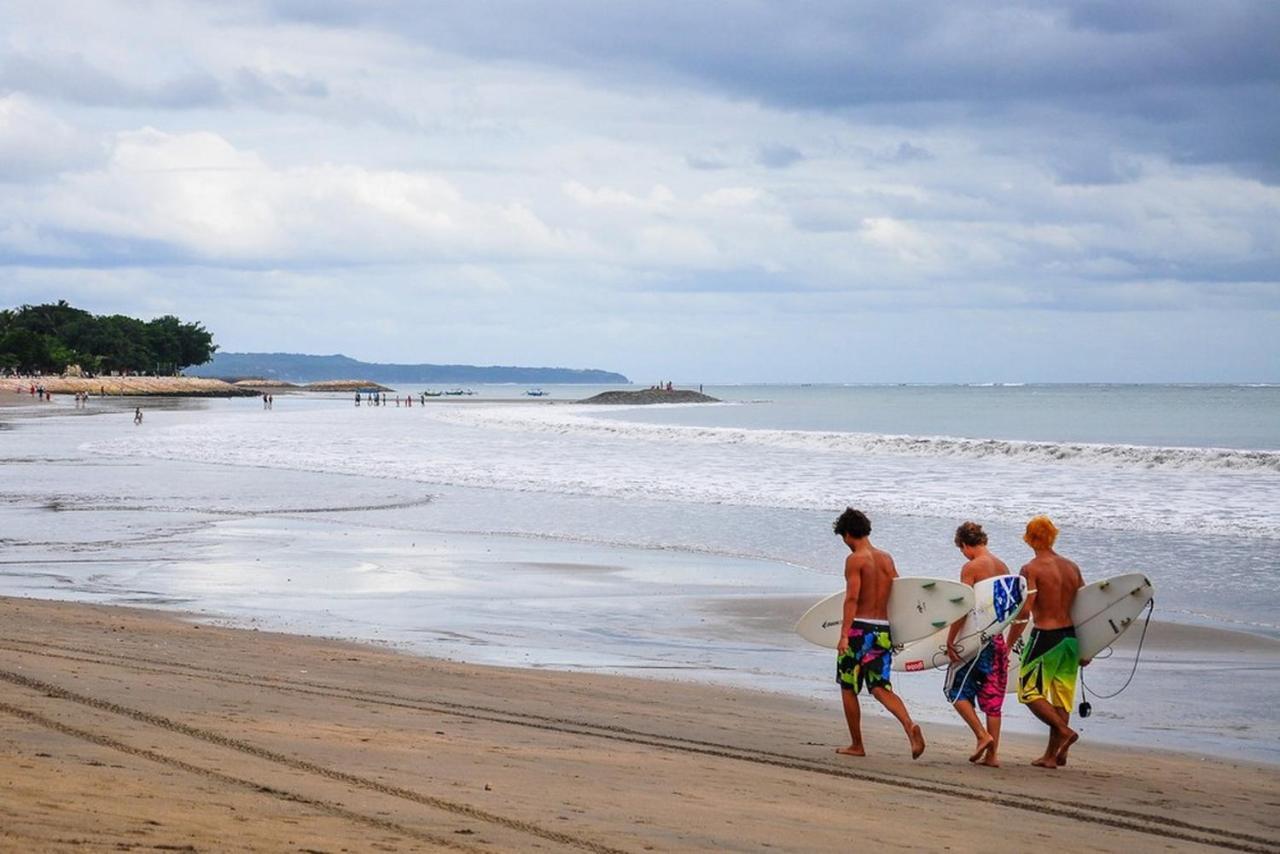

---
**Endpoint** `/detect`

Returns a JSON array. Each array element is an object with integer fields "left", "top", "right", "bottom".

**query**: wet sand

[{"left": 1, "top": 596, "right": 1276, "bottom": 852}]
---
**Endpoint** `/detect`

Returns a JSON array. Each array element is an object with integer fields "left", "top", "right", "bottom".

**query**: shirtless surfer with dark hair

[
  {"left": 945, "top": 521, "right": 1011, "bottom": 767},
  {"left": 831, "top": 508, "right": 926, "bottom": 760},
  {"left": 1007, "top": 515, "right": 1085, "bottom": 769}
]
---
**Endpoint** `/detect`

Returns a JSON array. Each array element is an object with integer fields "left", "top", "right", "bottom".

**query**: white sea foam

[
  {"left": 85, "top": 402, "right": 1280, "bottom": 539},
  {"left": 427, "top": 403, "right": 1280, "bottom": 473}
]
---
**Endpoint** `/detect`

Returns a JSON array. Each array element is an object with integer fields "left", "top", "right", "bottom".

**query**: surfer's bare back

[{"left": 832, "top": 507, "right": 925, "bottom": 760}]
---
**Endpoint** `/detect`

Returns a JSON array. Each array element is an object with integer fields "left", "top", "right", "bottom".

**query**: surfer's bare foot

[
  {"left": 909, "top": 724, "right": 925, "bottom": 760},
  {"left": 969, "top": 734, "right": 994, "bottom": 763},
  {"left": 1031, "top": 755, "right": 1058, "bottom": 769},
  {"left": 836, "top": 745, "right": 865, "bottom": 757},
  {"left": 1055, "top": 729, "right": 1078, "bottom": 764}
]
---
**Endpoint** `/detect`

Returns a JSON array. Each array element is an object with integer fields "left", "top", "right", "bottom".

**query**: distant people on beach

[
  {"left": 133, "top": 407, "right": 143, "bottom": 425},
  {"left": 1007, "top": 515, "right": 1085, "bottom": 770},
  {"left": 945, "top": 522, "right": 1010, "bottom": 768},
  {"left": 831, "top": 507, "right": 926, "bottom": 760}
]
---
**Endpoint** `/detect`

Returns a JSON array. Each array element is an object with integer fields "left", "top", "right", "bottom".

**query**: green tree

[
  {"left": 0, "top": 301, "right": 218, "bottom": 375},
  {"left": 0, "top": 328, "right": 54, "bottom": 372}
]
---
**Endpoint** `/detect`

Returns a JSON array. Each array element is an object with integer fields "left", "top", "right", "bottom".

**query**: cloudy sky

[{"left": 1, "top": 1, "right": 1277, "bottom": 382}]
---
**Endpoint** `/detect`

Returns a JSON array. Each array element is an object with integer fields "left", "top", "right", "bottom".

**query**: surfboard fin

[
  {"left": 931, "top": 620, "right": 947, "bottom": 628},
  {"left": 949, "top": 596, "right": 965, "bottom": 604},
  {"left": 921, "top": 581, "right": 936, "bottom": 589}
]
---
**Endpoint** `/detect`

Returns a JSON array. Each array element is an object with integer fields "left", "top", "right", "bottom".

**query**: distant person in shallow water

[
  {"left": 945, "top": 521, "right": 1011, "bottom": 768},
  {"left": 832, "top": 507, "right": 926, "bottom": 760},
  {"left": 1007, "top": 515, "right": 1085, "bottom": 769},
  {"left": 133, "top": 407, "right": 143, "bottom": 425}
]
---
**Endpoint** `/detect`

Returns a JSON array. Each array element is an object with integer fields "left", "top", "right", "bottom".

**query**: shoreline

[
  {"left": 1, "top": 394, "right": 1277, "bottom": 770},
  {"left": 2, "top": 595, "right": 1276, "bottom": 851}
]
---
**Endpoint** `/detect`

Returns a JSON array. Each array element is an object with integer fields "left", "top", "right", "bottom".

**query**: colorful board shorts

[
  {"left": 836, "top": 620, "right": 893, "bottom": 694},
  {"left": 945, "top": 634, "right": 1009, "bottom": 716},
  {"left": 1018, "top": 626, "right": 1079, "bottom": 710}
]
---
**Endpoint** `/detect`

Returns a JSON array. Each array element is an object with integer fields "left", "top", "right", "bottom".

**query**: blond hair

[{"left": 1023, "top": 515, "right": 1059, "bottom": 550}]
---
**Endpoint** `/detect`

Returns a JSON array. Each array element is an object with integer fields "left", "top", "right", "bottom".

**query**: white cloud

[
  {"left": 15, "top": 128, "right": 588, "bottom": 264},
  {"left": 0, "top": 95, "right": 104, "bottom": 181}
]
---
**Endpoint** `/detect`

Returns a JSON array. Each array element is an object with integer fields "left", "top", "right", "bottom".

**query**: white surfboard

[
  {"left": 1074, "top": 573, "right": 1155, "bottom": 659},
  {"left": 894, "top": 574, "right": 1027, "bottom": 672},
  {"left": 1006, "top": 572, "right": 1155, "bottom": 692},
  {"left": 795, "top": 577, "right": 973, "bottom": 649}
]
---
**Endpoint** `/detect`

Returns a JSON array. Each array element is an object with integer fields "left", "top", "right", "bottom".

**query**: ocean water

[{"left": 2, "top": 384, "right": 1278, "bottom": 760}]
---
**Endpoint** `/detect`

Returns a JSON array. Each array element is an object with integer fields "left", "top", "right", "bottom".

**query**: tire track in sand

[
  {"left": 0, "top": 699, "right": 486, "bottom": 853},
  {"left": 0, "top": 666, "right": 632, "bottom": 854},
  {"left": 0, "top": 639, "right": 1273, "bottom": 853}
]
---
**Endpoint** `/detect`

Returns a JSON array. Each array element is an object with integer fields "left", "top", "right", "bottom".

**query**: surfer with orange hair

[
  {"left": 1008, "top": 515, "right": 1085, "bottom": 769},
  {"left": 1023, "top": 515, "right": 1059, "bottom": 551}
]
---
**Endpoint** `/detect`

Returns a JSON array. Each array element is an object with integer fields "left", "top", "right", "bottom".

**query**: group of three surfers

[{"left": 832, "top": 508, "right": 1084, "bottom": 769}]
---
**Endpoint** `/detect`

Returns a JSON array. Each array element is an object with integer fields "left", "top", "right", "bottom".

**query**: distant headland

[{"left": 188, "top": 352, "right": 629, "bottom": 385}]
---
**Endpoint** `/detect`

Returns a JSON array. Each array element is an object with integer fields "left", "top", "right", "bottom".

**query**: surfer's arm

[
  {"left": 946, "top": 564, "right": 976, "bottom": 659},
  {"left": 838, "top": 555, "right": 862, "bottom": 653},
  {"left": 945, "top": 614, "right": 966, "bottom": 661}
]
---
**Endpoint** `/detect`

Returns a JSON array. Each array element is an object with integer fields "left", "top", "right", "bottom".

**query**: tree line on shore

[{"left": 0, "top": 300, "right": 216, "bottom": 376}]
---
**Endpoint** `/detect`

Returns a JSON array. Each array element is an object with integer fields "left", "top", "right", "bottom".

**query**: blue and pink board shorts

[{"left": 945, "top": 635, "right": 1009, "bottom": 715}]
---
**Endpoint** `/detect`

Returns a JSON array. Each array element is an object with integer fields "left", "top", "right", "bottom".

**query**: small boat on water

[
  {"left": 423, "top": 389, "right": 444, "bottom": 397},
  {"left": 525, "top": 388, "right": 548, "bottom": 397},
  {"left": 444, "top": 388, "right": 477, "bottom": 396}
]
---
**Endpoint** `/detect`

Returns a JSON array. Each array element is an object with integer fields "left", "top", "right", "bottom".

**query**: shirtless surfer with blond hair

[
  {"left": 945, "top": 521, "right": 1011, "bottom": 767},
  {"left": 1007, "top": 515, "right": 1085, "bottom": 769}
]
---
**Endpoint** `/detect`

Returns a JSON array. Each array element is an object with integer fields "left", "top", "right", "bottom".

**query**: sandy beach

[{"left": 1, "top": 597, "right": 1276, "bottom": 853}]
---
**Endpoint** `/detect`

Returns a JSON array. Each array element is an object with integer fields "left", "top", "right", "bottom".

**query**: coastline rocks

[
  {"left": 578, "top": 389, "right": 719, "bottom": 405},
  {"left": 303, "top": 380, "right": 394, "bottom": 392},
  {"left": 232, "top": 379, "right": 299, "bottom": 390}
]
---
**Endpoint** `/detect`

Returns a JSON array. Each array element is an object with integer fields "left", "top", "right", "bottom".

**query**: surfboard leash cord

[{"left": 1079, "top": 598, "right": 1155, "bottom": 706}]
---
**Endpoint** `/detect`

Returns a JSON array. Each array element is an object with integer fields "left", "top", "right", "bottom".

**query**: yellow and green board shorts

[{"left": 1018, "top": 626, "right": 1079, "bottom": 711}]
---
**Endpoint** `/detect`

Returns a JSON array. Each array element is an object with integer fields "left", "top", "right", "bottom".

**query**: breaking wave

[{"left": 430, "top": 405, "right": 1280, "bottom": 474}]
